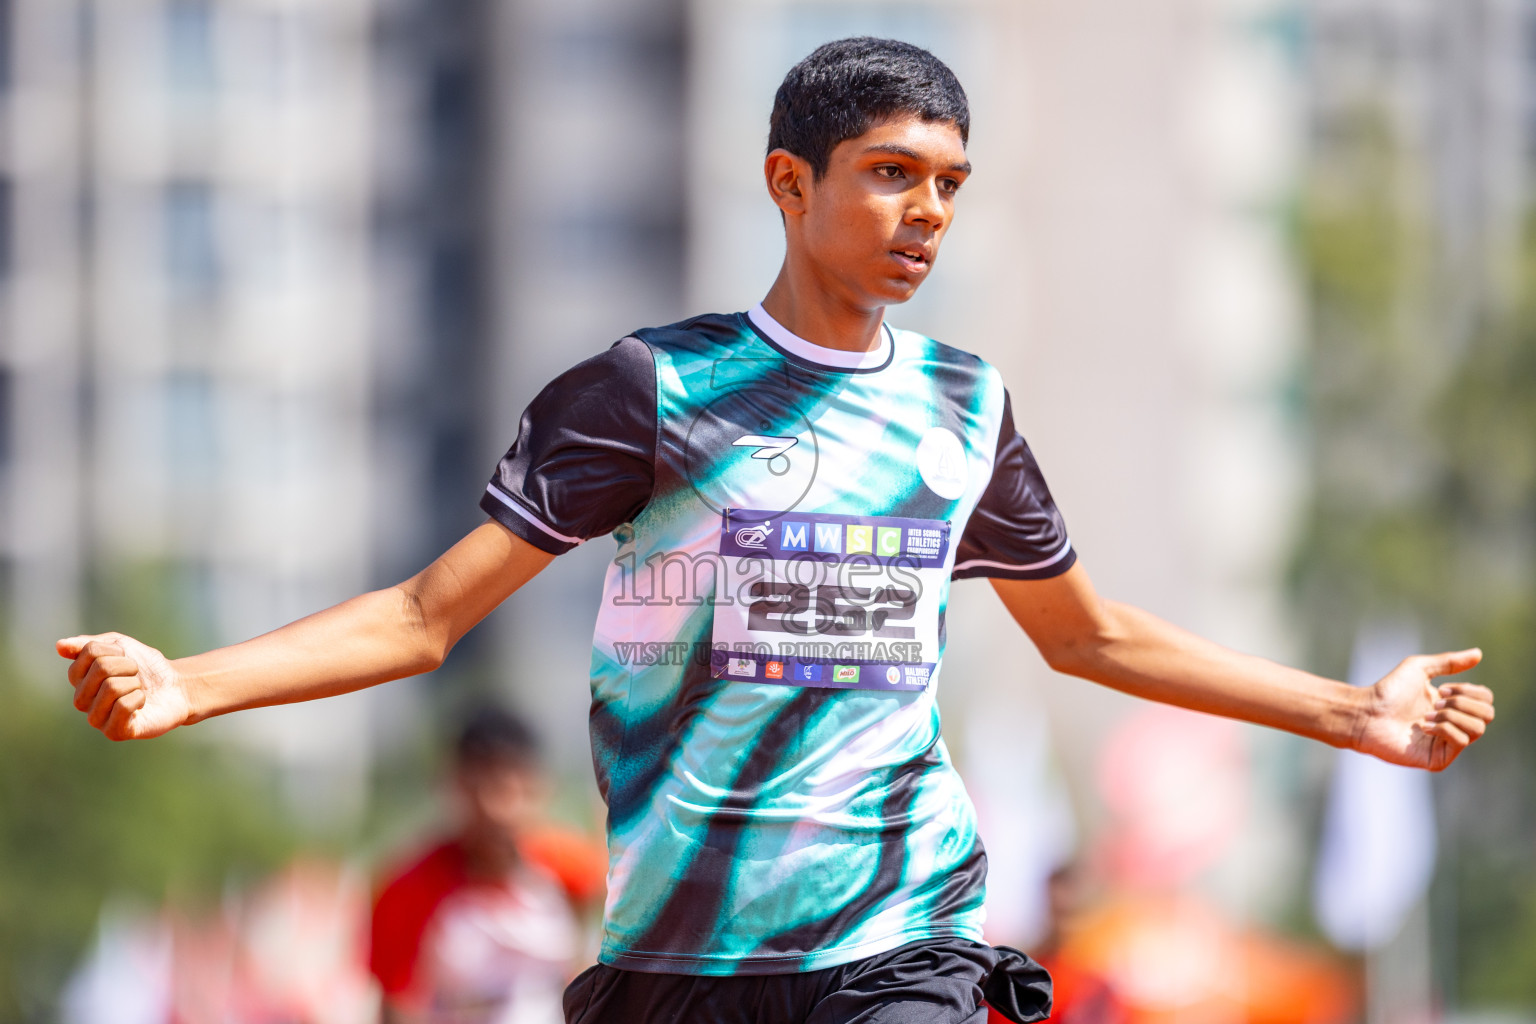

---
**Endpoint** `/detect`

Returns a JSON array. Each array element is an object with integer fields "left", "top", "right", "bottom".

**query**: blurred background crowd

[{"left": 2, "top": 0, "right": 1535, "bottom": 1021}]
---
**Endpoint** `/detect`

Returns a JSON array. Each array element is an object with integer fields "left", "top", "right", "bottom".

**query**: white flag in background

[{"left": 1312, "top": 621, "right": 1437, "bottom": 951}]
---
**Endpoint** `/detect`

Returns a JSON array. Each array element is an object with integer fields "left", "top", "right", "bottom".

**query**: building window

[
  {"left": 252, "top": 9, "right": 296, "bottom": 99},
  {"left": 0, "top": 176, "right": 12, "bottom": 281},
  {"left": 163, "top": 180, "right": 221, "bottom": 299},
  {"left": 0, "top": 0, "right": 13, "bottom": 93},
  {"left": 165, "top": 0, "right": 216, "bottom": 93},
  {"left": 164, "top": 371, "right": 217, "bottom": 479},
  {"left": 0, "top": 366, "right": 12, "bottom": 470}
]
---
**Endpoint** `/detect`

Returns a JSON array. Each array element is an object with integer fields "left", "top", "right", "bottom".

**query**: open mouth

[{"left": 891, "top": 248, "right": 929, "bottom": 273}]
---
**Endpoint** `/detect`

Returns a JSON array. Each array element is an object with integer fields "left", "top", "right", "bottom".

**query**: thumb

[
  {"left": 1422, "top": 648, "right": 1483, "bottom": 678},
  {"left": 56, "top": 636, "right": 88, "bottom": 659}
]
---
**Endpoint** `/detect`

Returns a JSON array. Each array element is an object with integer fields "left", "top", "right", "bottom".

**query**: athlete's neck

[{"left": 760, "top": 270, "right": 885, "bottom": 354}]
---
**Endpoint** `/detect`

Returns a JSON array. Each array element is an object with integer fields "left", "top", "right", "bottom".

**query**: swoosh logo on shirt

[{"left": 732, "top": 435, "right": 799, "bottom": 460}]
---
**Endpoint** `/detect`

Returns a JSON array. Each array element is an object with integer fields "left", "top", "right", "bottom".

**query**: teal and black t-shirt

[{"left": 479, "top": 305, "right": 1076, "bottom": 976}]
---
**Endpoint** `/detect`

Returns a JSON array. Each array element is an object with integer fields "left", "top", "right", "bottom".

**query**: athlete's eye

[
  {"left": 874, "top": 165, "right": 903, "bottom": 179},
  {"left": 939, "top": 177, "right": 963, "bottom": 195}
]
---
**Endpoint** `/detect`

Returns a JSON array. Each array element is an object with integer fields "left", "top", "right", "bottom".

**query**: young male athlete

[{"left": 59, "top": 37, "right": 1495, "bottom": 1024}]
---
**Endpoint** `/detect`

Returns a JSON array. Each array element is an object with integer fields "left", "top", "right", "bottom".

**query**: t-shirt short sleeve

[
  {"left": 480, "top": 336, "right": 657, "bottom": 554},
  {"left": 953, "top": 390, "right": 1077, "bottom": 581}
]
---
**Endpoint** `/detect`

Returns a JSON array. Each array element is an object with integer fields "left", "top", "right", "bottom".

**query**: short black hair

[
  {"left": 453, "top": 704, "right": 541, "bottom": 771},
  {"left": 768, "top": 37, "right": 970, "bottom": 179}
]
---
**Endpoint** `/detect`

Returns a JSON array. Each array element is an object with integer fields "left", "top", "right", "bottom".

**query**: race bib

[{"left": 709, "top": 508, "right": 950, "bottom": 692}]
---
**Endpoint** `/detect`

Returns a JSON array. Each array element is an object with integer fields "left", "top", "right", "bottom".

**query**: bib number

[{"left": 710, "top": 509, "right": 949, "bottom": 692}]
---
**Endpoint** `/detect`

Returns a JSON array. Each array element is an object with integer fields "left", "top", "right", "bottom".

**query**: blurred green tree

[
  {"left": 0, "top": 562, "right": 304, "bottom": 1022},
  {"left": 1296, "top": 106, "right": 1536, "bottom": 1007}
]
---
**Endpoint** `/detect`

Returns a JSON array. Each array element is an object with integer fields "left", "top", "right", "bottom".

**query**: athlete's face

[{"left": 769, "top": 114, "right": 970, "bottom": 309}]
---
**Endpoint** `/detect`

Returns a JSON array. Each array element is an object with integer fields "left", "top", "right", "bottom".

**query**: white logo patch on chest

[{"left": 915, "top": 427, "right": 968, "bottom": 499}]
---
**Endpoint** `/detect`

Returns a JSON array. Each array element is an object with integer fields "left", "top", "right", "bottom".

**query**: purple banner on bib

[{"left": 719, "top": 508, "right": 950, "bottom": 567}]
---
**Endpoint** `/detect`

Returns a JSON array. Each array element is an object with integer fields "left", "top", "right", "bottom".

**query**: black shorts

[{"left": 561, "top": 938, "right": 1051, "bottom": 1024}]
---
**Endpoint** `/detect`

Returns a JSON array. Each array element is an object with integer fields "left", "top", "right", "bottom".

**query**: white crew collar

[{"left": 747, "top": 303, "right": 893, "bottom": 371}]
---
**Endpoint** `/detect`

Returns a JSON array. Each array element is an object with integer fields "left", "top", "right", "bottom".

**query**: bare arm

[
  {"left": 57, "top": 520, "right": 556, "bottom": 740},
  {"left": 993, "top": 562, "right": 1494, "bottom": 771}
]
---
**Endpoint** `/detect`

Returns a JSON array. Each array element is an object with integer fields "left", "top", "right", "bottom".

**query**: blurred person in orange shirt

[{"left": 369, "top": 707, "right": 606, "bottom": 1024}]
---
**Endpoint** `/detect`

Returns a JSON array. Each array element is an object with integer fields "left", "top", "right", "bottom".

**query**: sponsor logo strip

[
  {"left": 719, "top": 509, "right": 950, "bottom": 566},
  {"left": 710, "top": 650, "right": 933, "bottom": 692}
]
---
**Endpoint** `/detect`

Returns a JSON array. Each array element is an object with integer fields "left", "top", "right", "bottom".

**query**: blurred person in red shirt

[{"left": 369, "top": 707, "right": 606, "bottom": 1024}]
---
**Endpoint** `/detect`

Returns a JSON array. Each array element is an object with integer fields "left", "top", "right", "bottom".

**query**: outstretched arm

[
  {"left": 994, "top": 562, "right": 1494, "bottom": 771},
  {"left": 57, "top": 520, "right": 556, "bottom": 741}
]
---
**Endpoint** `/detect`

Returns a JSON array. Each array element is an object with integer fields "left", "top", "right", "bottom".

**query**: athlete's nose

[{"left": 906, "top": 178, "right": 947, "bottom": 232}]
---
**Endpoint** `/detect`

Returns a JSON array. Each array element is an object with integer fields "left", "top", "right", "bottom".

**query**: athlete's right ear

[{"left": 765, "top": 149, "right": 810, "bottom": 217}]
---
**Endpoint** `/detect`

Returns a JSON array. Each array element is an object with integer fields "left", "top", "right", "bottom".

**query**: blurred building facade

[
  {"left": 4, "top": 0, "right": 380, "bottom": 645},
  {"left": 0, "top": 0, "right": 689, "bottom": 817},
  {"left": 2, "top": 0, "right": 384, "bottom": 819}
]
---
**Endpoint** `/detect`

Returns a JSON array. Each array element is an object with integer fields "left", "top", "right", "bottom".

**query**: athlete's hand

[
  {"left": 56, "top": 633, "right": 194, "bottom": 741},
  {"left": 1355, "top": 649, "right": 1492, "bottom": 771}
]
